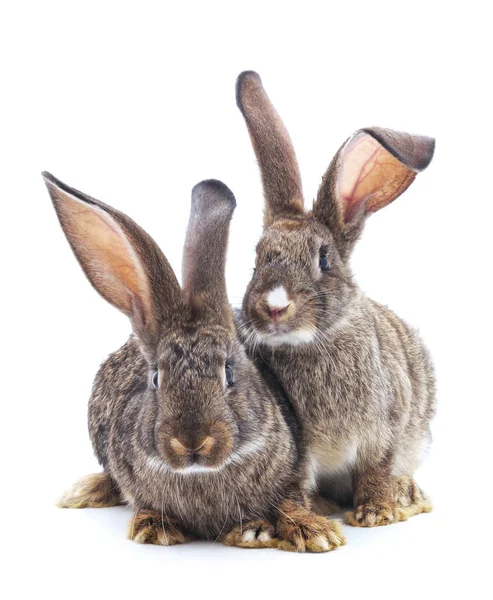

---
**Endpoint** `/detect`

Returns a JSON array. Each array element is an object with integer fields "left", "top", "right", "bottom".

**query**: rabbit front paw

[
  {"left": 128, "top": 509, "right": 192, "bottom": 546},
  {"left": 277, "top": 501, "right": 346, "bottom": 553}
]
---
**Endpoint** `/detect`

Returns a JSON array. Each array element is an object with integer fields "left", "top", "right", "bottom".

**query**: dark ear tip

[
  {"left": 41, "top": 172, "right": 98, "bottom": 209},
  {"left": 419, "top": 136, "right": 436, "bottom": 170},
  {"left": 406, "top": 134, "right": 435, "bottom": 171},
  {"left": 360, "top": 127, "right": 436, "bottom": 172},
  {"left": 191, "top": 179, "right": 237, "bottom": 211},
  {"left": 42, "top": 171, "right": 58, "bottom": 187},
  {"left": 235, "top": 70, "right": 262, "bottom": 107},
  {"left": 41, "top": 171, "right": 69, "bottom": 193},
  {"left": 236, "top": 70, "right": 261, "bottom": 85},
  {"left": 41, "top": 172, "right": 63, "bottom": 204},
  {"left": 41, "top": 171, "right": 72, "bottom": 202}
]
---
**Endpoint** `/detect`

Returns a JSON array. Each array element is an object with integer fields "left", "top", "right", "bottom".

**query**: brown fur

[
  {"left": 276, "top": 500, "right": 346, "bottom": 552},
  {"left": 309, "top": 494, "right": 341, "bottom": 516},
  {"left": 129, "top": 508, "right": 193, "bottom": 545},
  {"left": 58, "top": 472, "right": 123, "bottom": 509},
  {"left": 44, "top": 173, "right": 345, "bottom": 552},
  {"left": 235, "top": 71, "right": 304, "bottom": 227},
  {"left": 236, "top": 71, "right": 436, "bottom": 527}
]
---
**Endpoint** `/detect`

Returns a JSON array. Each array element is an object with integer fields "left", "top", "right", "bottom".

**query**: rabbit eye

[
  {"left": 319, "top": 255, "right": 330, "bottom": 271},
  {"left": 152, "top": 371, "right": 159, "bottom": 390},
  {"left": 225, "top": 364, "right": 234, "bottom": 387}
]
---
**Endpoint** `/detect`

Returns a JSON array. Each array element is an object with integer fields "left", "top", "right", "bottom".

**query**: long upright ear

[
  {"left": 236, "top": 71, "right": 304, "bottom": 226},
  {"left": 182, "top": 180, "right": 236, "bottom": 324},
  {"left": 43, "top": 172, "right": 182, "bottom": 353},
  {"left": 313, "top": 127, "right": 435, "bottom": 260}
]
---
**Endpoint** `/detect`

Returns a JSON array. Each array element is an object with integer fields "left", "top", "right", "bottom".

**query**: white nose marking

[{"left": 267, "top": 286, "right": 290, "bottom": 310}]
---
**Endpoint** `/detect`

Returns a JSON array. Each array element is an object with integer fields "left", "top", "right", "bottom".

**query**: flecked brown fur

[
  {"left": 44, "top": 172, "right": 345, "bottom": 551},
  {"left": 58, "top": 472, "right": 123, "bottom": 509},
  {"left": 235, "top": 71, "right": 436, "bottom": 527}
]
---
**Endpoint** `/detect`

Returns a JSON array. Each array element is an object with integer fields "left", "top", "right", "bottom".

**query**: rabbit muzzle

[
  {"left": 245, "top": 273, "right": 317, "bottom": 347},
  {"left": 156, "top": 418, "right": 235, "bottom": 472}
]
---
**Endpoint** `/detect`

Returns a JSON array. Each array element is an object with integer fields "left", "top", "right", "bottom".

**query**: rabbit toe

[
  {"left": 277, "top": 506, "right": 346, "bottom": 553},
  {"left": 345, "top": 502, "right": 406, "bottom": 527},
  {"left": 222, "top": 520, "right": 278, "bottom": 548}
]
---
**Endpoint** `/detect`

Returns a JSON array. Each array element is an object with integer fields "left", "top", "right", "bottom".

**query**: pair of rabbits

[{"left": 47, "top": 71, "right": 435, "bottom": 552}]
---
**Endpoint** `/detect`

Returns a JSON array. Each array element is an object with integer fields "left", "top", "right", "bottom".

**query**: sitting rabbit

[
  {"left": 235, "top": 71, "right": 436, "bottom": 527},
  {"left": 44, "top": 172, "right": 345, "bottom": 551}
]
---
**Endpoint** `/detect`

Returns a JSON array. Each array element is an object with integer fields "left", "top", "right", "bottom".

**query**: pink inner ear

[
  {"left": 55, "top": 189, "right": 152, "bottom": 320},
  {"left": 338, "top": 133, "right": 416, "bottom": 222}
]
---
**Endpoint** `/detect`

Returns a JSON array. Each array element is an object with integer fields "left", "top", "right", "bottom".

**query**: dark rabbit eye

[
  {"left": 319, "top": 255, "right": 330, "bottom": 271},
  {"left": 225, "top": 364, "right": 234, "bottom": 387},
  {"left": 152, "top": 371, "right": 159, "bottom": 390}
]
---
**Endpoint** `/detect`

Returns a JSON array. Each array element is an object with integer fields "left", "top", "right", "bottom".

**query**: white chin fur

[
  {"left": 145, "top": 456, "right": 222, "bottom": 476},
  {"left": 257, "top": 328, "right": 315, "bottom": 347},
  {"left": 175, "top": 464, "right": 225, "bottom": 475}
]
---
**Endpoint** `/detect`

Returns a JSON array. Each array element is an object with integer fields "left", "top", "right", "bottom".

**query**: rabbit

[
  {"left": 234, "top": 70, "right": 436, "bottom": 527},
  {"left": 43, "top": 171, "right": 346, "bottom": 552}
]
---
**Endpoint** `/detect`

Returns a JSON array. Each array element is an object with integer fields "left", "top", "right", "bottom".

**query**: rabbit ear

[
  {"left": 313, "top": 127, "right": 435, "bottom": 260},
  {"left": 236, "top": 71, "right": 304, "bottom": 226},
  {"left": 43, "top": 172, "right": 182, "bottom": 353},
  {"left": 182, "top": 180, "right": 236, "bottom": 324}
]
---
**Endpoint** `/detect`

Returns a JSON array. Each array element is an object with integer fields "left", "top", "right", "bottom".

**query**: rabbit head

[
  {"left": 44, "top": 174, "right": 257, "bottom": 473},
  {"left": 236, "top": 71, "right": 435, "bottom": 347}
]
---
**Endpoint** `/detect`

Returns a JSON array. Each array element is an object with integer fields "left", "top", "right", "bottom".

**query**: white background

[{"left": 2, "top": 1, "right": 491, "bottom": 598}]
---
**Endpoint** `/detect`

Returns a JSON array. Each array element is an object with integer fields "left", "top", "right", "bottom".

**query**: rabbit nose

[
  {"left": 268, "top": 304, "right": 290, "bottom": 320},
  {"left": 170, "top": 436, "right": 216, "bottom": 457},
  {"left": 265, "top": 286, "right": 291, "bottom": 321}
]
